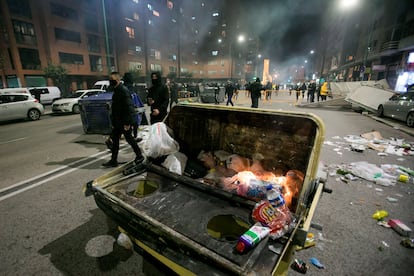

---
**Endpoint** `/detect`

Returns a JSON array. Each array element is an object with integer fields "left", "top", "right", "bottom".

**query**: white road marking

[
  {"left": 0, "top": 137, "right": 27, "bottom": 145},
  {"left": 0, "top": 145, "right": 133, "bottom": 202}
]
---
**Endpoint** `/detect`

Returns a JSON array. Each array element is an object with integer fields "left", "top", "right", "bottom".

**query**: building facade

[
  {"left": 0, "top": 0, "right": 261, "bottom": 92},
  {"left": 318, "top": 0, "right": 414, "bottom": 90}
]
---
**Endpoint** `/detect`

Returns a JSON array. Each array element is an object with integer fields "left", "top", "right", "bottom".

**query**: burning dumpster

[{"left": 84, "top": 104, "right": 328, "bottom": 275}]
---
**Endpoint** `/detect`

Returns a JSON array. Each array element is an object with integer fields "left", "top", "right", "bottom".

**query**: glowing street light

[
  {"left": 339, "top": 0, "right": 358, "bottom": 9},
  {"left": 310, "top": 50, "right": 315, "bottom": 54}
]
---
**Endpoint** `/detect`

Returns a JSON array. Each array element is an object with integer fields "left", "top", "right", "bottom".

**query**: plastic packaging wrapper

[
  {"left": 161, "top": 152, "right": 188, "bottom": 175},
  {"left": 251, "top": 200, "right": 296, "bottom": 239}
]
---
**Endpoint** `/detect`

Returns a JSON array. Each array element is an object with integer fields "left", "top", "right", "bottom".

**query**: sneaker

[
  {"left": 134, "top": 155, "right": 145, "bottom": 164},
  {"left": 102, "top": 160, "right": 118, "bottom": 167}
]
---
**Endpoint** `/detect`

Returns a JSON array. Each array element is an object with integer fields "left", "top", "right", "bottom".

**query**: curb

[{"left": 369, "top": 114, "right": 414, "bottom": 137}]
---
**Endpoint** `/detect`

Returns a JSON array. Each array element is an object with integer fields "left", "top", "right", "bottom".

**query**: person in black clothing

[
  {"left": 307, "top": 80, "right": 316, "bottom": 102},
  {"left": 102, "top": 72, "right": 144, "bottom": 167},
  {"left": 147, "top": 72, "right": 169, "bottom": 124},
  {"left": 225, "top": 81, "right": 235, "bottom": 106},
  {"left": 123, "top": 72, "right": 140, "bottom": 139},
  {"left": 249, "top": 77, "right": 263, "bottom": 108}
]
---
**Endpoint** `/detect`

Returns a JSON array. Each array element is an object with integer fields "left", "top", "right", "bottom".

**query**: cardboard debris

[{"left": 361, "top": 131, "right": 383, "bottom": 141}]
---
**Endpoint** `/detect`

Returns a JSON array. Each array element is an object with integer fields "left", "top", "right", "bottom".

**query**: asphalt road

[{"left": 0, "top": 92, "right": 413, "bottom": 275}]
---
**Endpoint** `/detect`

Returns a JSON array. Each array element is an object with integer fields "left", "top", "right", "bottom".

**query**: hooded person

[
  {"left": 248, "top": 77, "right": 263, "bottom": 108},
  {"left": 147, "top": 71, "right": 169, "bottom": 124}
]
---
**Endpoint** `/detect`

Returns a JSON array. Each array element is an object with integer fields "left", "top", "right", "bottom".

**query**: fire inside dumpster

[{"left": 87, "top": 104, "right": 325, "bottom": 275}]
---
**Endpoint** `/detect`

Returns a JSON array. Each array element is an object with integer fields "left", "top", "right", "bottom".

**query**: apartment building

[
  {"left": 319, "top": 0, "right": 414, "bottom": 88},
  {"left": 0, "top": 0, "right": 261, "bottom": 92}
]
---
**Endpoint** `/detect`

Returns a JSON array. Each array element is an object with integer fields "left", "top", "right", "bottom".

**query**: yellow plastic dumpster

[{"left": 85, "top": 103, "right": 327, "bottom": 275}]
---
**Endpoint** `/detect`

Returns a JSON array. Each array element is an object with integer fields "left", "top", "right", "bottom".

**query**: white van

[
  {"left": 28, "top": 86, "right": 62, "bottom": 104},
  {"left": 92, "top": 80, "right": 110, "bottom": 90},
  {"left": 0, "top": 87, "right": 31, "bottom": 95}
]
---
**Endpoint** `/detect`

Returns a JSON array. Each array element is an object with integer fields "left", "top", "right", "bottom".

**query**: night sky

[{"left": 240, "top": 0, "right": 328, "bottom": 64}]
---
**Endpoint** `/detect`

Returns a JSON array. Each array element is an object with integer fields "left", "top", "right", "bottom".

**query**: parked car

[
  {"left": 52, "top": 89, "right": 105, "bottom": 114},
  {"left": 377, "top": 92, "right": 414, "bottom": 127},
  {"left": 0, "top": 92, "right": 44, "bottom": 122},
  {"left": 28, "top": 86, "right": 62, "bottom": 104}
]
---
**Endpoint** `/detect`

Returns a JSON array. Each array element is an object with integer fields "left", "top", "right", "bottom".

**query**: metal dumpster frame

[{"left": 85, "top": 104, "right": 326, "bottom": 275}]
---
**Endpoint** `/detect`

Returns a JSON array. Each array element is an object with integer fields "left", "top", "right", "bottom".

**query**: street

[{"left": 0, "top": 91, "right": 413, "bottom": 275}]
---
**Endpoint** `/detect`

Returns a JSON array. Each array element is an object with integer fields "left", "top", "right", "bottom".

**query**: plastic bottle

[
  {"left": 374, "top": 177, "right": 396, "bottom": 187},
  {"left": 266, "top": 184, "right": 289, "bottom": 214},
  {"left": 235, "top": 223, "right": 270, "bottom": 254}
]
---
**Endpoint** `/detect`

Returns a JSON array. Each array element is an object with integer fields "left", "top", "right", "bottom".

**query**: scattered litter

[
  {"left": 375, "top": 188, "right": 383, "bottom": 192},
  {"left": 351, "top": 143, "right": 366, "bottom": 152},
  {"left": 395, "top": 193, "right": 404, "bottom": 198},
  {"left": 337, "top": 151, "right": 343, "bottom": 155},
  {"left": 333, "top": 148, "right": 342, "bottom": 152},
  {"left": 372, "top": 210, "right": 388, "bottom": 221},
  {"left": 310, "top": 257, "right": 325, "bottom": 269},
  {"left": 388, "top": 219, "right": 412, "bottom": 237},
  {"left": 379, "top": 240, "right": 390, "bottom": 251},
  {"left": 397, "top": 158, "right": 405, "bottom": 162},
  {"left": 400, "top": 238, "right": 414, "bottom": 248},
  {"left": 386, "top": 197, "right": 398, "bottom": 202},
  {"left": 324, "top": 131, "right": 414, "bottom": 157},
  {"left": 323, "top": 141, "right": 336, "bottom": 146},
  {"left": 377, "top": 221, "right": 391, "bottom": 228},
  {"left": 291, "top": 259, "right": 308, "bottom": 274},
  {"left": 117, "top": 232, "right": 133, "bottom": 250}
]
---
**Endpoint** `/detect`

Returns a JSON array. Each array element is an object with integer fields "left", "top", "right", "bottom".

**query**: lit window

[
  {"left": 136, "top": 46, "right": 141, "bottom": 52},
  {"left": 132, "top": 0, "right": 139, "bottom": 3},
  {"left": 125, "top": 26, "right": 135, "bottom": 38},
  {"left": 212, "top": 12, "right": 219, "bottom": 17},
  {"left": 129, "top": 61, "right": 142, "bottom": 70},
  {"left": 212, "top": 50, "right": 218, "bottom": 56},
  {"left": 147, "top": 4, "right": 152, "bottom": 11},
  {"left": 153, "top": 10, "right": 159, "bottom": 17},
  {"left": 167, "top": 0, "right": 173, "bottom": 9}
]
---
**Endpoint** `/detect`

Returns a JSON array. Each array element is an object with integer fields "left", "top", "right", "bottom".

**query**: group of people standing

[
  {"left": 292, "top": 79, "right": 330, "bottom": 103},
  {"left": 102, "top": 71, "right": 170, "bottom": 168}
]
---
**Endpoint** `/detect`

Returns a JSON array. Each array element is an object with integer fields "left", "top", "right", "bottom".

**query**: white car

[
  {"left": 0, "top": 92, "right": 44, "bottom": 122},
  {"left": 52, "top": 89, "right": 105, "bottom": 114}
]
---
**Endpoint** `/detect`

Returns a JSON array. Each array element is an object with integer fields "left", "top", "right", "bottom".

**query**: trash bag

[{"left": 141, "top": 122, "right": 179, "bottom": 158}]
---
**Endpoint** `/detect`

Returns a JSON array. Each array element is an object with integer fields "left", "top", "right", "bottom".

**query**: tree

[{"left": 43, "top": 64, "right": 68, "bottom": 95}]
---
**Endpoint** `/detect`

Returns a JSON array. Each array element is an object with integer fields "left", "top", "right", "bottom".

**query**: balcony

[{"left": 380, "top": 40, "right": 399, "bottom": 53}]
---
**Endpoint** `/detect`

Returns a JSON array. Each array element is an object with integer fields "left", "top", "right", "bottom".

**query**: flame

[{"left": 221, "top": 170, "right": 297, "bottom": 209}]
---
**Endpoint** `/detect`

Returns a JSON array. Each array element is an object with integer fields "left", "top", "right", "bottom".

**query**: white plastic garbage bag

[
  {"left": 141, "top": 122, "right": 179, "bottom": 158},
  {"left": 162, "top": 152, "right": 188, "bottom": 175}
]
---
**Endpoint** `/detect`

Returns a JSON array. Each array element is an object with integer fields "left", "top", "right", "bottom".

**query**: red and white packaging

[{"left": 388, "top": 219, "right": 412, "bottom": 237}]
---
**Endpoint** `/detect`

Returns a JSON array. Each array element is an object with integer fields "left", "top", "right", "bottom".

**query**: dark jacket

[
  {"left": 249, "top": 81, "right": 263, "bottom": 98},
  {"left": 225, "top": 83, "right": 234, "bottom": 97},
  {"left": 111, "top": 83, "right": 136, "bottom": 126},
  {"left": 147, "top": 75, "right": 169, "bottom": 118}
]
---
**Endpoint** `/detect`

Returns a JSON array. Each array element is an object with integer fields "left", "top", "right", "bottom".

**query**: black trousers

[
  {"left": 110, "top": 125, "right": 142, "bottom": 161},
  {"left": 251, "top": 96, "right": 259, "bottom": 108}
]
